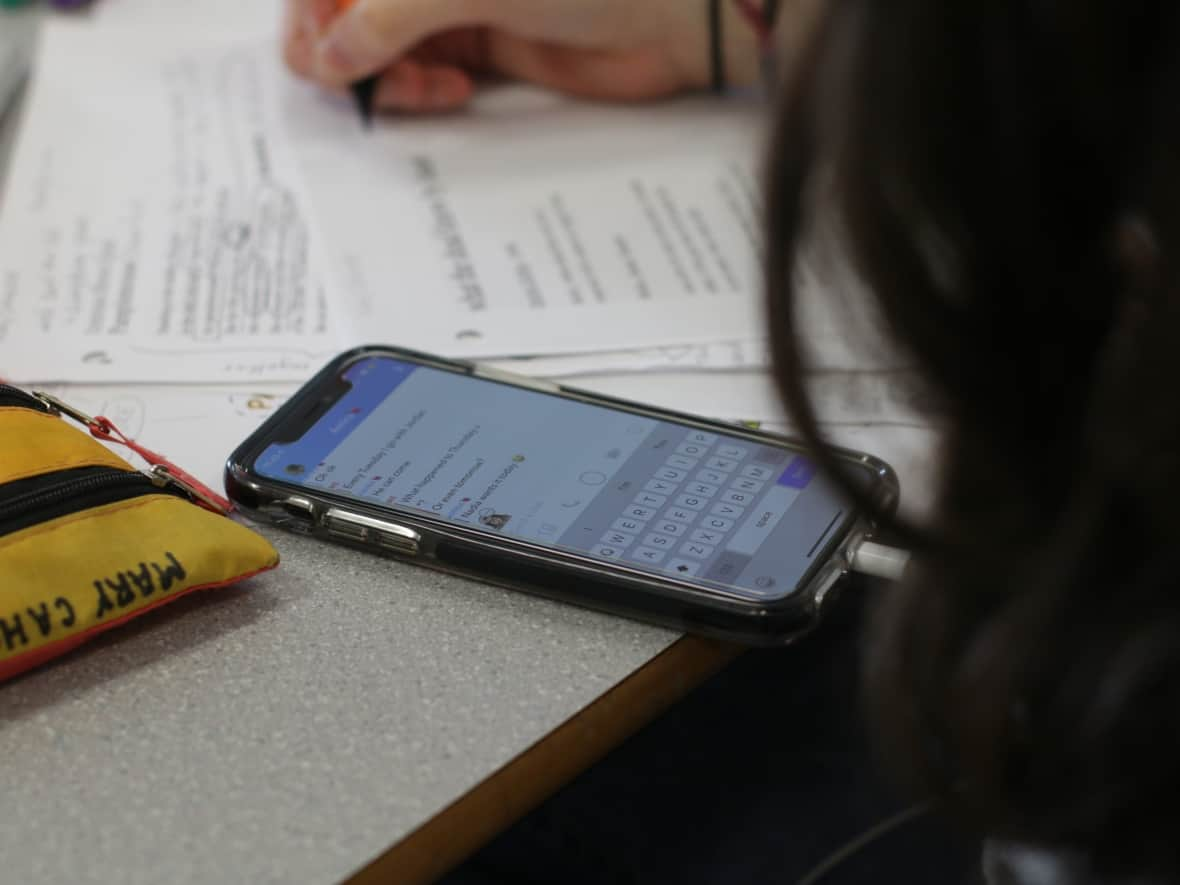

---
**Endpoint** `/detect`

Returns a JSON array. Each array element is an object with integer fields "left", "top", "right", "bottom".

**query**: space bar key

[{"left": 725, "top": 485, "right": 800, "bottom": 556}]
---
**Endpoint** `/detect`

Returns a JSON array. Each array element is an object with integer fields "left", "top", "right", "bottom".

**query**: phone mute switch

[
  {"left": 280, "top": 496, "right": 316, "bottom": 525},
  {"left": 324, "top": 509, "right": 421, "bottom": 556}
]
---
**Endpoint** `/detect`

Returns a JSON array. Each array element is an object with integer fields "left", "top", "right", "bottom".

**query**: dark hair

[{"left": 766, "top": 1, "right": 1180, "bottom": 876}]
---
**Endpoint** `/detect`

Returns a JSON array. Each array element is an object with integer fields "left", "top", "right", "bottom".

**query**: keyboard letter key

[
  {"left": 653, "top": 520, "right": 687, "bottom": 537},
  {"left": 632, "top": 546, "right": 667, "bottom": 564},
  {"left": 717, "top": 445, "right": 748, "bottom": 461},
  {"left": 600, "top": 530, "right": 636, "bottom": 549},
  {"left": 731, "top": 477, "right": 765, "bottom": 493},
  {"left": 711, "top": 502, "right": 746, "bottom": 518},
  {"left": 741, "top": 464, "right": 775, "bottom": 481},
  {"left": 633, "top": 492, "right": 668, "bottom": 508},
  {"left": 655, "top": 467, "right": 687, "bottom": 482},
  {"left": 679, "top": 541, "right": 715, "bottom": 559},
  {"left": 625, "top": 505, "right": 657, "bottom": 521}
]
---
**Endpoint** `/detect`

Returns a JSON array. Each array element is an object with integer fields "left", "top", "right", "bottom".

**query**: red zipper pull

[{"left": 32, "top": 391, "right": 234, "bottom": 515}]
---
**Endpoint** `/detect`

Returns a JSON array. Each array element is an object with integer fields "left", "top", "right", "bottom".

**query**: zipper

[
  {"left": 0, "top": 466, "right": 182, "bottom": 538},
  {"left": 29, "top": 389, "right": 232, "bottom": 515},
  {"left": 0, "top": 383, "right": 49, "bottom": 412},
  {"left": 1, "top": 384, "right": 231, "bottom": 518}
]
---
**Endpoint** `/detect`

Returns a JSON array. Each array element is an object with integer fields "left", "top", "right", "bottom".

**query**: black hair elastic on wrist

[
  {"left": 709, "top": 0, "right": 726, "bottom": 93},
  {"left": 764, "top": 0, "right": 781, "bottom": 29}
]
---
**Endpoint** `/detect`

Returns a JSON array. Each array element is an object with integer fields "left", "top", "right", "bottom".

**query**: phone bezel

[{"left": 225, "top": 345, "right": 899, "bottom": 644}]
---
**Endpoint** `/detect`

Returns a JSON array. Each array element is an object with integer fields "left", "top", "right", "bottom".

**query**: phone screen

[{"left": 252, "top": 356, "right": 854, "bottom": 601}]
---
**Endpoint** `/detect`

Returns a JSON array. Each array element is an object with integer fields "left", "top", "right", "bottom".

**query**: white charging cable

[{"left": 849, "top": 540, "right": 911, "bottom": 581}]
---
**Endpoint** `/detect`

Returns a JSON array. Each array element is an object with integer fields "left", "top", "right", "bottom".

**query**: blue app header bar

[{"left": 256, "top": 357, "right": 417, "bottom": 478}]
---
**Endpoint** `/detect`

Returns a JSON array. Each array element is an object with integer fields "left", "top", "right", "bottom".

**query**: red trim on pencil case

[
  {"left": 0, "top": 562, "right": 277, "bottom": 683},
  {"left": 88, "top": 415, "right": 235, "bottom": 514}
]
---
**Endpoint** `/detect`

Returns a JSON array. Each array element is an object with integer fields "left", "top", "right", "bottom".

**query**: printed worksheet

[
  {"left": 286, "top": 83, "right": 769, "bottom": 357},
  {"left": 1, "top": 0, "right": 905, "bottom": 383},
  {"left": 0, "top": 19, "right": 344, "bottom": 384}
]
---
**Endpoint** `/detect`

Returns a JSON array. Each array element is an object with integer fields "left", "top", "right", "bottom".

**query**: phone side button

[
  {"left": 281, "top": 496, "right": 316, "bottom": 521},
  {"left": 324, "top": 509, "right": 421, "bottom": 556}
]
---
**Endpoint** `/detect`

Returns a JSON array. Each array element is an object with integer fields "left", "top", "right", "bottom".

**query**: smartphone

[{"left": 226, "top": 346, "right": 897, "bottom": 645}]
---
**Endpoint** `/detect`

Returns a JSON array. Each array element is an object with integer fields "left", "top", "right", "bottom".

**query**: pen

[
  {"left": 2, "top": 0, "right": 103, "bottom": 10},
  {"left": 335, "top": 0, "right": 379, "bottom": 128}
]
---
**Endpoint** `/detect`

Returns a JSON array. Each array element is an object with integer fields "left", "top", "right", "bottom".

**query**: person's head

[{"left": 766, "top": 1, "right": 1180, "bottom": 875}]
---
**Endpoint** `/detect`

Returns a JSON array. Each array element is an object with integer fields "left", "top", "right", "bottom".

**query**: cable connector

[{"left": 849, "top": 540, "right": 911, "bottom": 582}]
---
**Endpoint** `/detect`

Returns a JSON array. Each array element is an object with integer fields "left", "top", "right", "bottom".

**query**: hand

[{"left": 282, "top": 0, "right": 753, "bottom": 113}]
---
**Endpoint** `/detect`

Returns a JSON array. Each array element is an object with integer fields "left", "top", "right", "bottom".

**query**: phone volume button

[
  {"left": 324, "top": 509, "right": 421, "bottom": 556},
  {"left": 281, "top": 496, "right": 316, "bottom": 521}
]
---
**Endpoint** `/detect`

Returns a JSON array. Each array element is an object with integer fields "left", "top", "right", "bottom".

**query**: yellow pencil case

[{"left": 0, "top": 384, "right": 279, "bottom": 682}]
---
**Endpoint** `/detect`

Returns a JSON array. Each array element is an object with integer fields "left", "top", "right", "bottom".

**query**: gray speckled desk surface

[
  {"left": 0, "top": 23, "right": 686, "bottom": 885},
  {"left": 0, "top": 528, "right": 679, "bottom": 885}
]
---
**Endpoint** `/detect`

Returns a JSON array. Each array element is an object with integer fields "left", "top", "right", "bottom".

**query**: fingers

[
  {"left": 282, "top": 0, "right": 703, "bottom": 110},
  {"left": 282, "top": 1, "right": 312, "bottom": 76},
  {"left": 283, "top": 0, "right": 482, "bottom": 116},
  {"left": 283, "top": 0, "right": 338, "bottom": 78},
  {"left": 313, "top": 0, "right": 474, "bottom": 87},
  {"left": 373, "top": 60, "right": 475, "bottom": 112}
]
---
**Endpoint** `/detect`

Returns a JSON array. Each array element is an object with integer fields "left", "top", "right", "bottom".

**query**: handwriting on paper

[{"left": 0, "top": 21, "right": 342, "bottom": 383}]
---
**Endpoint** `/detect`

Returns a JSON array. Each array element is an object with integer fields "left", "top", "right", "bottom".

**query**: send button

[{"left": 778, "top": 455, "right": 817, "bottom": 489}]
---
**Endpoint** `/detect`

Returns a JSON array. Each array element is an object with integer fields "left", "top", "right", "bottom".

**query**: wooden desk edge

[{"left": 347, "top": 634, "right": 741, "bottom": 885}]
